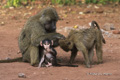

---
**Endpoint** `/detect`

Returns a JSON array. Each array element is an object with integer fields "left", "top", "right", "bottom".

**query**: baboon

[
  {"left": 0, "top": 7, "right": 65, "bottom": 66},
  {"left": 38, "top": 39, "right": 57, "bottom": 68},
  {"left": 59, "top": 21, "right": 105, "bottom": 68}
]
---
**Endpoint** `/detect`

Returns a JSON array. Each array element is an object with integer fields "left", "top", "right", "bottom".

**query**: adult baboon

[
  {"left": 0, "top": 7, "right": 64, "bottom": 66},
  {"left": 59, "top": 21, "right": 105, "bottom": 68}
]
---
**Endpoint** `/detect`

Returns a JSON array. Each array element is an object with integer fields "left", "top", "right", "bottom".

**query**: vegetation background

[{"left": 0, "top": 0, "right": 120, "bottom": 8}]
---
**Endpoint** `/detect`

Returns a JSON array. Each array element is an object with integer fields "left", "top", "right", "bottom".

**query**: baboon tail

[
  {"left": 90, "top": 21, "right": 106, "bottom": 44},
  {"left": 56, "top": 63, "right": 78, "bottom": 67},
  {"left": 0, "top": 57, "right": 22, "bottom": 63},
  {"left": 102, "top": 36, "right": 106, "bottom": 44},
  {"left": 91, "top": 21, "right": 100, "bottom": 30}
]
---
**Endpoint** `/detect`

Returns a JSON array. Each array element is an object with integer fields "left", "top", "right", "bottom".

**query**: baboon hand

[
  {"left": 56, "top": 36, "right": 65, "bottom": 40},
  {"left": 53, "top": 34, "right": 65, "bottom": 40},
  {"left": 57, "top": 35, "right": 65, "bottom": 39}
]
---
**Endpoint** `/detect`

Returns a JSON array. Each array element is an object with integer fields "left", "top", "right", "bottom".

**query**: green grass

[
  {"left": 5, "top": 0, "right": 35, "bottom": 7},
  {"left": 3, "top": 0, "right": 120, "bottom": 7}
]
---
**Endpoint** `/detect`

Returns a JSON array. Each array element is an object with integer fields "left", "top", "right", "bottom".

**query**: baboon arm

[
  {"left": 38, "top": 55, "right": 45, "bottom": 67},
  {"left": 31, "top": 27, "right": 64, "bottom": 47},
  {"left": 31, "top": 32, "right": 62, "bottom": 46},
  {"left": 52, "top": 49, "right": 57, "bottom": 56}
]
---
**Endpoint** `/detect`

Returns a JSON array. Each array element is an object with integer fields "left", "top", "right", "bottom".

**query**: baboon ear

[
  {"left": 51, "top": 40, "right": 54, "bottom": 45},
  {"left": 68, "top": 41, "right": 74, "bottom": 49},
  {"left": 40, "top": 41, "right": 43, "bottom": 46}
]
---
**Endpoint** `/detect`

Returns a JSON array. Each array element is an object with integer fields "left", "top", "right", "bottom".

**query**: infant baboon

[
  {"left": 59, "top": 21, "right": 105, "bottom": 68},
  {"left": 38, "top": 39, "right": 57, "bottom": 68}
]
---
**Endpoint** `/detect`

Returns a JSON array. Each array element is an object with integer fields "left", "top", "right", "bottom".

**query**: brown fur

[
  {"left": 0, "top": 7, "right": 64, "bottom": 66},
  {"left": 59, "top": 21, "right": 105, "bottom": 68}
]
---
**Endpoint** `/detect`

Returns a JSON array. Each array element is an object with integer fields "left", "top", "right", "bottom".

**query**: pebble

[
  {"left": 103, "top": 23, "right": 116, "bottom": 31},
  {"left": 9, "top": 7, "right": 14, "bottom": 10},
  {"left": 94, "top": 5, "right": 99, "bottom": 9},
  {"left": 112, "top": 30, "right": 120, "bottom": 34},
  {"left": 95, "top": 8, "right": 104, "bottom": 13},
  {"left": 79, "top": 12, "right": 84, "bottom": 15},
  {"left": 1, "top": 22, "right": 5, "bottom": 25},
  {"left": 83, "top": 9, "right": 92, "bottom": 14},
  {"left": 5, "top": 57, "right": 10, "bottom": 60},
  {"left": 18, "top": 73, "right": 26, "bottom": 78}
]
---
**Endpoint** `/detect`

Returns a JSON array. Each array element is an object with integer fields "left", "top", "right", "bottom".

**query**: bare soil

[{"left": 0, "top": 5, "right": 120, "bottom": 80}]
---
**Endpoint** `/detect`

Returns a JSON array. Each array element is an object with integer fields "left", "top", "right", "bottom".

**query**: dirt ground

[{"left": 0, "top": 5, "right": 120, "bottom": 80}]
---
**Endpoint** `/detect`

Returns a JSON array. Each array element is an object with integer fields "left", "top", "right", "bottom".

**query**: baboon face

[
  {"left": 39, "top": 8, "right": 59, "bottom": 32},
  {"left": 59, "top": 39, "right": 73, "bottom": 52},
  {"left": 44, "top": 20, "right": 56, "bottom": 32},
  {"left": 40, "top": 39, "right": 53, "bottom": 49}
]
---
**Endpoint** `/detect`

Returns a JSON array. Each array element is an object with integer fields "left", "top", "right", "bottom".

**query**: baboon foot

[
  {"left": 86, "top": 64, "right": 91, "bottom": 68},
  {"left": 97, "top": 61, "right": 103, "bottom": 64},
  {"left": 68, "top": 61, "right": 73, "bottom": 65}
]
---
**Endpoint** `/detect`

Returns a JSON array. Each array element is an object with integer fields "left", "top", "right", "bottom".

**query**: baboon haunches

[
  {"left": 0, "top": 7, "right": 65, "bottom": 66},
  {"left": 59, "top": 21, "right": 105, "bottom": 68}
]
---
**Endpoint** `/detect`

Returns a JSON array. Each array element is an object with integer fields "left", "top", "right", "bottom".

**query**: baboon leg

[
  {"left": 30, "top": 46, "right": 39, "bottom": 66},
  {"left": 69, "top": 49, "right": 78, "bottom": 64},
  {"left": 76, "top": 43, "right": 91, "bottom": 68},
  {"left": 88, "top": 49, "right": 94, "bottom": 64},
  {"left": 95, "top": 45, "right": 103, "bottom": 64},
  {"left": 22, "top": 47, "right": 31, "bottom": 62},
  {"left": 82, "top": 50, "right": 91, "bottom": 68}
]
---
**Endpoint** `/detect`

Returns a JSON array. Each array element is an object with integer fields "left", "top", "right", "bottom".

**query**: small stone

[
  {"left": 79, "top": 12, "right": 84, "bottom": 15},
  {"left": 87, "top": 5, "right": 92, "bottom": 8},
  {"left": 17, "top": 51, "right": 21, "bottom": 54},
  {"left": 95, "top": 8, "right": 104, "bottom": 13},
  {"left": 83, "top": 8, "right": 93, "bottom": 14},
  {"left": 84, "top": 10, "right": 91, "bottom": 14},
  {"left": 89, "top": 22, "right": 91, "bottom": 26},
  {"left": 5, "top": 57, "right": 10, "bottom": 60},
  {"left": 1, "top": 22, "right": 5, "bottom": 25},
  {"left": 11, "top": 16, "right": 17, "bottom": 20},
  {"left": 29, "top": 7, "right": 33, "bottom": 10},
  {"left": 68, "top": 8, "right": 72, "bottom": 12},
  {"left": 77, "top": 16, "right": 81, "bottom": 19},
  {"left": 112, "top": 30, "right": 120, "bottom": 34},
  {"left": 103, "top": 23, "right": 116, "bottom": 31},
  {"left": 9, "top": 7, "right": 14, "bottom": 9},
  {"left": 18, "top": 73, "right": 26, "bottom": 78},
  {"left": 64, "top": 27, "right": 73, "bottom": 32},
  {"left": 94, "top": 5, "right": 99, "bottom": 9},
  {"left": 66, "top": 21, "right": 69, "bottom": 24}
]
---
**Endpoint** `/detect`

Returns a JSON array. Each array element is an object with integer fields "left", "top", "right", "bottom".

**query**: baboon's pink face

[{"left": 43, "top": 43, "right": 50, "bottom": 50}]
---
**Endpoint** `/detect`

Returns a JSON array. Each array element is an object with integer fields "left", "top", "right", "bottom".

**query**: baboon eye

[{"left": 67, "top": 42, "right": 71, "bottom": 45}]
